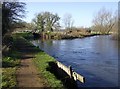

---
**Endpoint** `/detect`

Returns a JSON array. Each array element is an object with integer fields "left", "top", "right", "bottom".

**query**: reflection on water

[{"left": 31, "top": 35, "right": 118, "bottom": 87}]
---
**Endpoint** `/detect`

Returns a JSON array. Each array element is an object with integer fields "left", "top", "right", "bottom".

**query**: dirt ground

[
  {"left": 16, "top": 58, "right": 48, "bottom": 88},
  {"left": 15, "top": 38, "right": 48, "bottom": 88}
]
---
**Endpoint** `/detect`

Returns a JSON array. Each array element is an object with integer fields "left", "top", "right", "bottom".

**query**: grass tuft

[
  {"left": 33, "top": 52, "right": 65, "bottom": 88},
  {"left": 2, "top": 68, "right": 17, "bottom": 89}
]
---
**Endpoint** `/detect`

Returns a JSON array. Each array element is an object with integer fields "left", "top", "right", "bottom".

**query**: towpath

[{"left": 15, "top": 37, "right": 48, "bottom": 88}]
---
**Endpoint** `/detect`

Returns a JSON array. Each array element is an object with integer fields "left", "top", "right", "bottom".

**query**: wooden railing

[{"left": 56, "top": 61, "right": 85, "bottom": 83}]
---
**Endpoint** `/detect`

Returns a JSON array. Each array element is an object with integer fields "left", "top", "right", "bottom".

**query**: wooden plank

[
  {"left": 56, "top": 61, "right": 85, "bottom": 83},
  {"left": 73, "top": 72, "right": 85, "bottom": 83},
  {"left": 56, "top": 61, "right": 70, "bottom": 75}
]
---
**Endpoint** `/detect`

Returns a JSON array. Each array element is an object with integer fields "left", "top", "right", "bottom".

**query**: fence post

[
  {"left": 69, "top": 66, "right": 77, "bottom": 88},
  {"left": 69, "top": 66, "right": 72, "bottom": 78}
]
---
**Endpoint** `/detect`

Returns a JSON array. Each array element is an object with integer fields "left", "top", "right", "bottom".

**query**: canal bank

[
  {"left": 15, "top": 34, "right": 85, "bottom": 88},
  {"left": 32, "top": 35, "right": 118, "bottom": 87},
  {"left": 2, "top": 33, "right": 118, "bottom": 88},
  {"left": 2, "top": 34, "right": 66, "bottom": 88}
]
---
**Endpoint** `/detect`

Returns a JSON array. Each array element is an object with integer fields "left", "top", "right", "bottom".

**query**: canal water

[{"left": 31, "top": 35, "right": 118, "bottom": 87}]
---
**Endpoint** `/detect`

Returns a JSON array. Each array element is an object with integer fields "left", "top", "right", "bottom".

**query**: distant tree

[
  {"left": 33, "top": 12, "right": 60, "bottom": 32},
  {"left": 112, "top": 10, "right": 118, "bottom": 32},
  {"left": 13, "top": 21, "right": 26, "bottom": 29},
  {"left": 27, "top": 22, "right": 36, "bottom": 30},
  {"left": 53, "top": 22, "right": 61, "bottom": 31},
  {"left": 119, "top": 13, "right": 120, "bottom": 40},
  {"left": 111, "top": 10, "right": 120, "bottom": 40},
  {"left": 92, "top": 8, "right": 115, "bottom": 34},
  {"left": 32, "top": 13, "right": 45, "bottom": 32},
  {"left": 15, "top": 22, "right": 36, "bottom": 30},
  {"left": 2, "top": 1, "right": 26, "bottom": 36},
  {"left": 44, "top": 12, "right": 60, "bottom": 32},
  {"left": 62, "top": 13, "right": 74, "bottom": 30}
]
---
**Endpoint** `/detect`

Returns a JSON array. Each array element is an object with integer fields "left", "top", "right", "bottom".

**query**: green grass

[
  {"left": 2, "top": 32, "right": 66, "bottom": 88},
  {"left": 2, "top": 57, "right": 20, "bottom": 68},
  {"left": 2, "top": 35, "right": 22, "bottom": 88},
  {"left": 2, "top": 50, "right": 21, "bottom": 89},
  {"left": 33, "top": 52, "right": 65, "bottom": 88},
  {"left": 13, "top": 32, "right": 33, "bottom": 40},
  {"left": 2, "top": 68, "right": 17, "bottom": 89}
]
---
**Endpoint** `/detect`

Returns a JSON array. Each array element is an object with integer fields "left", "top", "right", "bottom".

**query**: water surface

[{"left": 32, "top": 35, "right": 118, "bottom": 87}]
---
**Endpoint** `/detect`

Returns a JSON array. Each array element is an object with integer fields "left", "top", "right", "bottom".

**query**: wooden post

[
  {"left": 56, "top": 61, "right": 85, "bottom": 83},
  {"left": 69, "top": 66, "right": 77, "bottom": 88},
  {"left": 69, "top": 66, "right": 72, "bottom": 78},
  {"left": 42, "top": 32, "right": 44, "bottom": 39},
  {"left": 49, "top": 34, "right": 51, "bottom": 39}
]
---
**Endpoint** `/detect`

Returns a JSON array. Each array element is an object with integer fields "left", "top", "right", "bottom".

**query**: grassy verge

[
  {"left": 2, "top": 33, "right": 66, "bottom": 88},
  {"left": 2, "top": 52, "right": 21, "bottom": 89},
  {"left": 2, "top": 35, "right": 22, "bottom": 89},
  {"left": 19, "top": 33, "right": 66, "bottom": 88},
  {"left": 2, "top": 67, "right": 17, "bottom": 89},
  {"left": 13, "top": 32, "right": 33, "bottom": 40},
  {"left": 33, "top": 52, "right": 65, "bottom": 88}
]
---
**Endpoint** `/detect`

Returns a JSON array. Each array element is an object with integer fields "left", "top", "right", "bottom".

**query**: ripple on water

[
  {"left": 80, "top": 58, "right": 86, "bottom": 60},
  {"left": 105, "top": 61, "right": 113, "bottom": 65},
  {"left": 91, "top": 51, "right": 100, "bottom": 55}
]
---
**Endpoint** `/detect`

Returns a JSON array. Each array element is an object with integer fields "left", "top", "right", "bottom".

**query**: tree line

[
  {"left": 24, "top": 8, "right": 118, "bottom": 36},
  {"left": 2, "top": 1, "right": 118, "bottom": 37},
  {"left": 92, "top": 7, "right": 118, "bottom": 34}
]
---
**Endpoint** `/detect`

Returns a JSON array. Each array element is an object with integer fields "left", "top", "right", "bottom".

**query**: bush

[
  {"left": 2, "top": 57, "right": 19, "bottom": 68},
  {"left": 14, "top": 32, "right": 33, "bottom": 40}
]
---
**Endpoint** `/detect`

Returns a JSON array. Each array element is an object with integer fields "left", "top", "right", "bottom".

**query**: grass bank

[
  {"left": 2, "top": 46, "right": 21, "bottom": 88},
  {"left": 2, "top": 33, "right": 65, "bottom": 88},
  {"left": 32, "top": 31, "right": 101, "bottom": 40},
  {"left": 2, "top": 34, "right": 25, "bottom": 88},
  {"left": 13, "top": 32, "right": 33, "bottom": 40},
  {"left": 14, "top": 31, "right": 101, "bottom": 40},
  {"left": 33, "top": 52, "right": 65, "bottom": 88}
]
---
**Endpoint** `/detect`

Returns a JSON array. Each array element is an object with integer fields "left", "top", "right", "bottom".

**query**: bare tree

[
  {"left": 43, "top": 12, "right": 60, "bottom": 32},
  {"left": 112, "top": 10, "right": 118, "bottom": 32},
  {"left": 63, "top": 13, "right": 74, "bottom": 30},
  {"left": 33, "top": 12, "right": 60, "bottom": 32},
  {"left": 111, "top": 10, "right": 120, "bottom": 40},
  {"left": 92, "top": 8, "right": 115, "bottom": 34}
]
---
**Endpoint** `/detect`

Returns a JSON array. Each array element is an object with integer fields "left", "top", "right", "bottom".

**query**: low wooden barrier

[{"left": 56, "top": 61, "right": 85, "bottom": 83}]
